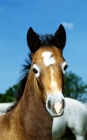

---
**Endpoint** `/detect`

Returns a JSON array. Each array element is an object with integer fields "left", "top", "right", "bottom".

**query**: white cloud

[{"left": 62, "top": 22, "right": 74, "bottom": 30}]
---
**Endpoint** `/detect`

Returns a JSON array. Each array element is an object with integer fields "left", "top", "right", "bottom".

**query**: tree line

[{"left": 0, "top": 71, "right": 87, "bottom": 102}]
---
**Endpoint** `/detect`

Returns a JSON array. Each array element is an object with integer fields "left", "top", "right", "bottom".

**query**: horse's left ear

[
  {"left": 27, "top": 27, "right": 41, "bottom": 53},
  {"left": 54, "top": 24, "right": 66, "bottom": 51}
]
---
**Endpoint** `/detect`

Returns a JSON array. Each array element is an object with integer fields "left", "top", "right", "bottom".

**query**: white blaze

[
  {"left": 51, "top": 68, "right": 57, "bottom": 88},
  {"left": 50, "top": 67, "right": 60, "bottom": 93},
  {"left": 42, "top": 51, "right": 63, "bottom": 96},
  {"left": 42, "top": 51, "right": 55, "bottom": 66}
]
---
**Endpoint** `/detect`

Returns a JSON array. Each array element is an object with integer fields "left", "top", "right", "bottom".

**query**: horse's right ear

[{"left": 27, "top": 27, "right": 41, "bottom": 53}]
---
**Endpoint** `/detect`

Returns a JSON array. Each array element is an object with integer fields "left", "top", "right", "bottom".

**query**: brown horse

[{"left": 0, "top": 24, "right": 67, "bottom": 140}]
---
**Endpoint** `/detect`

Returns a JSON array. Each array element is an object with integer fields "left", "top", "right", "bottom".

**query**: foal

[{"left": 0, "top": 24, "right": 67, "bottom": 140}]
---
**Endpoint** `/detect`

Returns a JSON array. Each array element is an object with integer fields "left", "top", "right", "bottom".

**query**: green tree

[
  {"left": 0, "top": 84, "right": 18, "bottom": 103},
  {"left": 64, "top": 71, "right": 87, "bottom": 98}
]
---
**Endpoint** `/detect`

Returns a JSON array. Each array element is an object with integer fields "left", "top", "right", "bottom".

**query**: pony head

[{"left": 27, "top": 24, "right": 67, "bottom": 117}]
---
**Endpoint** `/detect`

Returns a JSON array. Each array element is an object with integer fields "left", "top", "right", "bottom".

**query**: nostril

[
  {"left": 62, "top": 99, "right": 65, "bottom": 109},
  {"left": 48, "top": 100, "right": 51, "bottom": 109}
]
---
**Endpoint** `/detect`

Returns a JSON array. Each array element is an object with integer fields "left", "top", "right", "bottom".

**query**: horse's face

[
  {"left": 31, "top": 46, "right": 67, "bottom": 117},
  {"left": 27, "top": 24, "right": 67, "bottom": 117}
]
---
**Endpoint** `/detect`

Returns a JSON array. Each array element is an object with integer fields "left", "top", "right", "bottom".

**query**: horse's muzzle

[{"left": 46, "top": 94, "right": 65, "bottom": 117}]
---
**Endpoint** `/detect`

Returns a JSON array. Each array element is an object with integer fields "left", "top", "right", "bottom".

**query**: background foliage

[
  {"left": 64, "top": 71, "right": 87, "bottom": 98},
  {"left": 0, "top": 84, "right": 18, "bottom": 102}
]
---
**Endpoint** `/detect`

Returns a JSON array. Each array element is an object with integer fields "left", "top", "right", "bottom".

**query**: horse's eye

[
  {"left": 32, "top": 64, "right": 40, "bottom": 77},
  {"left": 64, "top": 65, "right": 68, "bottom": 71},
  {"left": 62, "top": 62, "right": 68, "bottom": 75},
  {"left": 32, "top": 68, "right": 38, "bottom": 74}
]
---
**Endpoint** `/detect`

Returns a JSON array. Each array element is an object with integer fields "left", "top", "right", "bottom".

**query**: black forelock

[{"left": 40, "top": 34, "right": 54, "bottom": 46}]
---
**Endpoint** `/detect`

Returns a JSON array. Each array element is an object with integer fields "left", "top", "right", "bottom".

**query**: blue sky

[{"left": 0, "top": 0, "right": 87, "bottom": 93}]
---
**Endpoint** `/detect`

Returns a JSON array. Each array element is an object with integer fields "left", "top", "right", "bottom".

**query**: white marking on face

[
  {"left": 47, "top": 92, "right": 64, "bottom": 104},
  {"left": 50, "top": 67, "right": 59, "bottom": 93},
  {"left": 32, "top": 64, "right": 40, "bottom": 78},
  {"left": 61, "top": 61, "right": 68, "bottom": 74},
  {"left": 50, "top": 68, "right": 57, "bottom": 88},
  {"left": 42, "top": 51, "right": 55, "bottom": 66},
  {"left": 53, "top": 93, "right": 64, "bottom": 102}
]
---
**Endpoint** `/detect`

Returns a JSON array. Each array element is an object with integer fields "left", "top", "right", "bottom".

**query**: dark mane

[
  {"left": 6, "top": 53, "right": 32, "bottom": 112},
  {"left": 6, "top": 34, "right": 55, "bottom": 112}
]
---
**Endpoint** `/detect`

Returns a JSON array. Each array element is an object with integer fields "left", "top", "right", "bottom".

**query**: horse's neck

[{"left": 17, "top": 71, "right": 53, "bottom": 140}]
